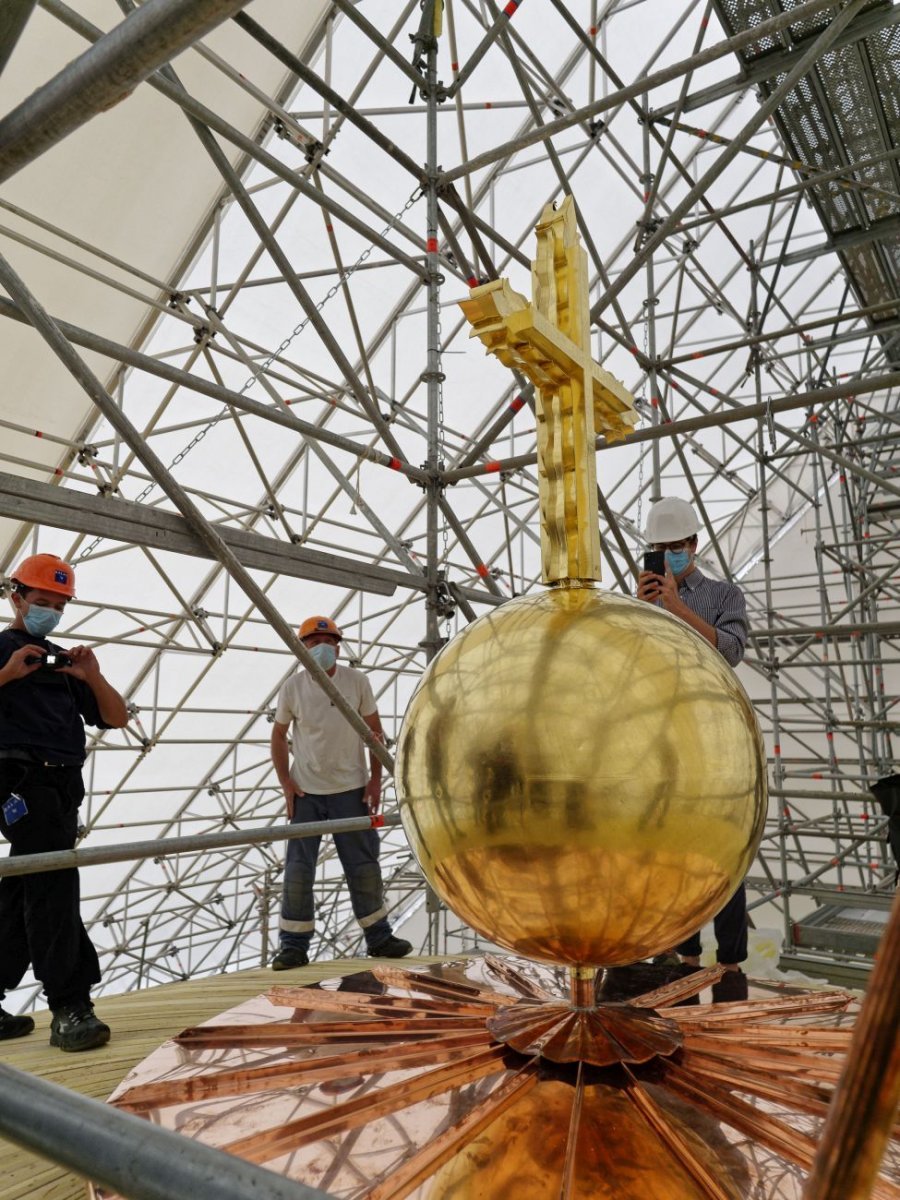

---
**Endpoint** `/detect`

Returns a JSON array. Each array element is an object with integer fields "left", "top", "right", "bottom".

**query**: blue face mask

[
  {"left": 308, "top": 642, "right": 337, "bottom": 671},
  {"left": 23, "top": 605, "right": 62, "bottom": 638},
  {"left": 665, "top": 549, "right": 692, "bottom": 577}
]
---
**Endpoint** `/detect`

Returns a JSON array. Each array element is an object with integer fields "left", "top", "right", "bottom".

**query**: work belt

[{"left": 0, "top": 749, "right": 80, "bottom": 769}]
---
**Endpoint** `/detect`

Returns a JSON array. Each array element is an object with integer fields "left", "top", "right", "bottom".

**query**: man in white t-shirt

[{"left": 269, "top": 615, "right": 412, "bottom": 968}]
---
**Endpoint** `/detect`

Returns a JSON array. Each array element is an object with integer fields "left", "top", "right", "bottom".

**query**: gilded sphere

[{"left": 396, "top": 586, "right": 766, "bottom": 967}]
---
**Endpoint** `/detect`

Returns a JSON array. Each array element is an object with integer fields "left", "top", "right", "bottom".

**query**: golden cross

[{"left": 459, "top": 196, "right": 638, "bottom": 586}]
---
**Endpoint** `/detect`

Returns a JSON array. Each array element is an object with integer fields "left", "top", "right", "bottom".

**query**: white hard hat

[{"left": 644, "top": 497, "right": 699, "bottom": 543}]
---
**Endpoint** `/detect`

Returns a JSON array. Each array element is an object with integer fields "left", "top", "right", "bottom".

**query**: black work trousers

[
  {"left": 676, "top": 881, "right": 748, "bottom": 964},
  {"left": 0, "top": 760, "right": 100, "bottom": 1010}
]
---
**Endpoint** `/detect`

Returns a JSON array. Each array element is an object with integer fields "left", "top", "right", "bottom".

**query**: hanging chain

[
  {"left": 436, "top": 296, "right": 452, "bottom": 640},
  {"left": 635, "top": 307, "right": 651, "bottom": 549},
  {"left": 78, "top": 187, "right": 424, "bottom": 562}
]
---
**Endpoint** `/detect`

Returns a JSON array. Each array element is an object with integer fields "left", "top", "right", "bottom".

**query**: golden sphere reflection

[{"left": 396, "top": 587, "right": 766, "bottom": 967}]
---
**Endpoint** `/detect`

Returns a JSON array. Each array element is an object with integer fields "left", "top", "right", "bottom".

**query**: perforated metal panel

[
  {"left": 713, "top": 0, "right": 900, "bottom": 360},
  {"left": 715, "top": 0, "right": 886, "bottom": 57}
]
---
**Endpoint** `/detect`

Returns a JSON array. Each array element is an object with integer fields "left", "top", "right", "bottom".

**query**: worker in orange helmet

[
  {"left": 269, "top": 615, "right": 412, "bottom": 968},
  {"left": 0, "top": 554, "right": 128, "bottom": 1051}
]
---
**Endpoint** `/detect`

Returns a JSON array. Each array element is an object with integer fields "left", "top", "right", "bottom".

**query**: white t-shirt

[{"left": 274, "top": 664, "right": 377, "bottom": 794}]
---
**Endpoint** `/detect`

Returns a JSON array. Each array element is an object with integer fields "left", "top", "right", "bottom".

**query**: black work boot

[
  {"left": 711, "top": 970, "right": 749, "bottom": 1004},
  {"left": 368, "top": 934, "right": 413, "bottom": 959},
  {"left": 0, "top": 1006, "right": 35, "bottom": 1040},
  {"left": 49, "top": 1001, "right": 111, "bottom": 1052},
  {"left": 271, "top": 947, "right": 309, "bottom": 971}
]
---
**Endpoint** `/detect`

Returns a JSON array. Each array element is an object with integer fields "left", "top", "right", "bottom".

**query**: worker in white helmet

[{"left": 638, "top": 497, "right": 751, "bottom": 1001}]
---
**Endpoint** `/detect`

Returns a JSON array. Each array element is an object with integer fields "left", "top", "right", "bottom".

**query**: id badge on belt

[{"left": 2, "top": 793, "right": 28, "bottom": 825}]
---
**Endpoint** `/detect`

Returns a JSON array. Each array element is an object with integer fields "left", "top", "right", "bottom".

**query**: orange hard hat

[
  {"left": 298, "top": 615, "right": 342, "bottom": 641},
  {"left": 11, "top": 553, "right": 76, "bottom": 598}
]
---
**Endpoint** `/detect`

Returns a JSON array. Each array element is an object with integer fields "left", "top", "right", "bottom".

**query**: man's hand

[
  {"left": 59, "top": 645, "right": 101, "bottom": 683},
  {"left": 637, "top": 570, "right": 664, "bottom": 603},
  {"left": 656, "top": 570, "right": 682, "bottom": 613},
  {"left": 0, "top": 644, "right": 46, "bottom": 684},
  {"left": 364, "top": 775, "right": 381, "bottom": 816},
  {"left": 638, "top": 570, "right": 685, "bottom": 615},
  {"left": 283, "top": 782, "right": 300, "bottom": 820}
]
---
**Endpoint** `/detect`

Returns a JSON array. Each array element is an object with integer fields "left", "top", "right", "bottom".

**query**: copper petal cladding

[
  {"left": 486, "top": 999, "right": 683, "bottom": 1066},
  {"left": 92, "top": 957, "right": 900, "bottom": 1200}
]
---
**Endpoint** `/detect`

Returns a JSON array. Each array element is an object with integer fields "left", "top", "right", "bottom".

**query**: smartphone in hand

[{"left": 643, "top": 549, "right": 666, "bottom": 576}]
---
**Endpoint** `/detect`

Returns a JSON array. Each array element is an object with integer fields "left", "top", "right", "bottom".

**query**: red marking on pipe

[
  {"left": 485, "top": 461, "right": 501, "bottom": 472},
  {"left": 34, "top": 430, "right": 43, "bottom": 438},
  {"left": 503, "top": 0, "right": 521, "bottom": 15},
  {"left": 862, "top": 812, "right": 869, "bottom": 821},
  {"left": 426, "top": 237, "right": 439, "bottom": 253},
  {"left": 54, "top": 468, "right": 63, "bottom": 476},
  {"left": 812, "top": 773, "right": 823, "bottom": 780},
  {"left": 629, "top": 345, "right": 639, "bottom": 355},
  {"left": 651, "top": 396, "right": 658, "bottom": 408},
  {"left": 510, "top": 395, "right": 526, "bottom": 412},
  {"left": 691, "top": 351, "right": 705, "bottom": 359},
  {"left": 839, "top": 474, "right": 846, "bottom": 482},
  {"left": 700, "top": 15, "right": 709, "bottom": 27},
  {"left": 467, "top": 276, "right": 478, "bottom": 287},
  {"left": 370, "top": 813, "right": 385, "bottom": 829},
  {"left": 808, "top": 412, "right": 818, "bottom": 423},
  {"left": 774, "top": 744, "right": 781, "bottom": 755},
  {"left": 389, "top": 457, "right": 402, "bottom": 471},
  {"left": 826, "top": 731, "right": 834, "bottom": 740},
  {"left": 589, "top": 24, "right": 598, "bottom": 35},
  {"left": 477, "top": 563, "right": 490, "bottom": 578},
  {"left": 451, "top": 61, "right": 459, "bottom": 71},
  {"left": 830, "top": 856, "right": 839, "bottom": 865},
  {"left": 484, "top": 101, "right": 493, "bottom": 109},
  {"left": 698, "top": 129, "right": 709, "bottom": 138}
]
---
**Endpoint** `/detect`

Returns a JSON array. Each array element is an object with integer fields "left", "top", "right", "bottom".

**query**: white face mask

[{"left": 308, "top": 642, "right": 337, "bottom": 671}]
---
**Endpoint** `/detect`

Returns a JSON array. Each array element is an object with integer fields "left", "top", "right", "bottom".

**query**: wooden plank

[{"left": 0, "top": 957, "right": 440, "bottom": 1199}]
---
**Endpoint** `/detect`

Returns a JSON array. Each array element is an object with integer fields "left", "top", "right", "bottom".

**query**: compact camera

[{"left": 25, "top": 651, "right": 73, "bottom": 671}]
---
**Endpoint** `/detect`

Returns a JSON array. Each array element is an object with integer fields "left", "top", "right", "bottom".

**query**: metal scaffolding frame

[{"left": 0, "top": 0, "right": 896, "bottom": 1021}]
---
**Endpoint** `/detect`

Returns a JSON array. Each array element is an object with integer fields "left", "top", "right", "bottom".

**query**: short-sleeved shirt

[
  {"left": 275, "top": 664, "right": 377, "bottom": 794},
  {"left": 0, "top": 629, "right": 110, "bottom": 765},
  {"left": 676, "top": 567, "right": 748, "bottom": 667}
]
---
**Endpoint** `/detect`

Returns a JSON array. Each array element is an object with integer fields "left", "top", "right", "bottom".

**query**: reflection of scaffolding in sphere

[{"left": 0, "top": 0, "right": 894, "bottom": 1015}]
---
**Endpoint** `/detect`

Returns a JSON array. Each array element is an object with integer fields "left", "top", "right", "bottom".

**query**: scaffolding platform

[{"left": 779, "top": 883, "right": 896, "bottom": 986}]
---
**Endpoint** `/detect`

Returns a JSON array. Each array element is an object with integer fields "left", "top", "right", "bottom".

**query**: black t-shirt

[{"left": 0, "top": 629, "right": 111, "bottom": 765}]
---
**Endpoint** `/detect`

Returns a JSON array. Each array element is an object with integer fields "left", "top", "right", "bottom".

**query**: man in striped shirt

[{"left": 637, "top": 497, "right": 751, "bottom": 1001}]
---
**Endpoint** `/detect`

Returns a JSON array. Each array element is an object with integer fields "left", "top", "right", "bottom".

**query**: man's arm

[
  {"left": 362, "top": 709, "right": 384, "bottom": 815},
  {"left": 709, "top": 585, "right": 748, "bottom": 667},
  {"left": 0, "top": 643, "right": 46, "bottom": 687},
  {"left": 641, "top": 572, "right": 718, "bottom": 649},
  {"left": 62, "top": 646, "right": 129, "bottom": 727},
  {"left": 270, "top": 720, "right": 298, "bottom": 818},
  {"left": 657, "top": 574, "right": 719, "bottom": 649}
]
